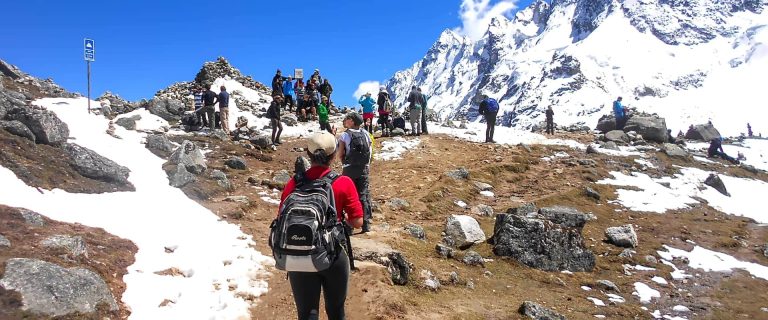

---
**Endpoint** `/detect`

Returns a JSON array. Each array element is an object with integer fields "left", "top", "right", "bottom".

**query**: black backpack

[
  {"left": 181, "top": 113, "right": 201, "bottom": 131},
  {"left": 269, "top": 172, "right": 345, "bottom": 272},
  {"left": 345, "top": 130, "right": 371, "bottom": 167}
]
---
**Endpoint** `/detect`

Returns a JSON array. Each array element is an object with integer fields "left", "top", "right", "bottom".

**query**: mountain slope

[{"left": 385, "top": 0, "right": 768, "bottom": 136}]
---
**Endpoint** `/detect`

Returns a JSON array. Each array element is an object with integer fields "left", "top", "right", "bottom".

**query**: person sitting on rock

[
  {"left": 392, "top": 112, "right": 406, "bottom": 132},
  {"left": 298, "top": 93, "right": 317, "bottom": 122},
  {"left": 708, "top": 137, "right": 739, "bottom": 164}
]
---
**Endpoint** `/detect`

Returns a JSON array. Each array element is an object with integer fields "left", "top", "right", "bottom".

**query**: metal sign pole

[{"left": 87, "top": 60, "right": 91, "bottom": 114}]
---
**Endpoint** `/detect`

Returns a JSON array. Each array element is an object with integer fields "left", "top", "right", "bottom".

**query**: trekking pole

[{"left": 343, "top": 221, "right": 357, "bottom": 271}]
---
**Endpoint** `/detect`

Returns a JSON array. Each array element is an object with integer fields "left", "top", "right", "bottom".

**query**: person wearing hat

[
  {"left": 377, "top": 86, "right": 392, "bottom": 136},
  {"left": 278, "top": 132, "right": 364, "bottom": 320},
  {"left": 338, "top": 112, "right": 374, "bottom": 233},
  {"left": 358, "top": 92, "right": 377, "bottom": 134}
]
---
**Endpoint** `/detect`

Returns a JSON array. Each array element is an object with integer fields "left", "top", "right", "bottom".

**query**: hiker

[
  {"left": 613, "top": 96, "right": 627, "bottom": 130},
  {"left": 418, "top": 87, "right": 429, "bottom": 135},
  {"left": 318, "top": 96, "right": 333, "bottom": 134},
  {"left": 406, "top": 86, "right": 424, "bottom": 136},
  {"left": 283, "top": 77, "right": 295, "bottom": 112},
  {"left": 748, "top": 123, "right": 753, "bottom": 137},
  {"left": 268, "top": 95, "right": 284, "bottom": 145},
  {"left": 478, "top": 95, "right": 499, "bottom": 143},
  {"left": 392, "top": 112, "right": 406, "bottom": 131},
  {"left": 307, "top": 79, "right": 320, "bottom": 103},
  {"left": 218, "top": 86, "right": 230, "bottom": 135},
  {"left": 272, "top": 69, "right": 285, "bottom": 97},
  {"left": 320, "top": 79, "right": 333, "bottom": 100},
  {"left": 277, "top": 131, "right": 364, "bottom": 320},
  {"left": 193, "top": 87, "right": 208, "bottom": 127},
  {"left": 377, "top": 86, "right": 392, "bottom": 137},
  {"left": 298, "top": 93, "right": 318, "bottom": 121},
  {"left": 338, "top": 112, "right": 373, "bottom": 233},
  {"left": 545, "top": 105, "right": 554, "bottom": 135},
  {"left": 295, "top": 78, "right": 305, "bottom": 106},
  {"left": 708, "top": 137, "right": 739, "bottom": 164},
  {"left": 202, "top": 84, "right": 218, "bottom": 131},
  {"left": 310, "top": 69, "right": 322, "bottom": 84},
  {"left": 359, "top": 92, "right": 377, "bottom": 133}
]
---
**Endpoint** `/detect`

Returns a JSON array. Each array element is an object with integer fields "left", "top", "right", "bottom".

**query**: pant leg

[
  {"left": 409, "top": 109, "right": 418, "bottom": 134},
  {"left": 288, "top": 269, "right": 323, "bottom": 320},
  {"left": 220, "top": 107, "right": 230, "bottom": 134},
  {"left": 346, "top": 168, "right": 372, "bottom": 228},
  {"left": 321, "top": 251, "right": 350, "bottom": 320},
  {"left": 421, "top": 107, "right": 428, "bottom": 134},
  {"left": 205, "top": 106, "right": 215, "bottom": 131}
]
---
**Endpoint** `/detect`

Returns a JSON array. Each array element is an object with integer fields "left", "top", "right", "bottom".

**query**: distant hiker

[
  {"left": 613, "top": 96, "right": 627, "bottom": 130},
  {"left": 359, "top": 92, "right": 377, "bottom": 133},
  {"left": 272, "top": 69, "right": 284, "bottom": 97},
  {"left": 320, "top": 79, "right": 333, "bottom": 100},
  {"left": 708, "top": 137, "right": 739, "bottom": 164},
  {"left": 299, "top": 93, "right": 318, "bottom": 121},
  {"left": 193, "top": 87, "right": 208, "bottom": 127},
  {"left": 406, "top": 86, "right": 424, "bottom": 136},
  {"left": 393, "top": 112, "right": 406, "bottom": 131},
  {"left": 218, "top": 85, "right": 230, "bottom": 135},
  {"left": 268, "top": 95, "right": 284, "bottom": 145},
  {"left": 202, "top": 84, "right": 219, "bottom": 131},
  {"left": 310, "top": 69, "right": 323, "bottom": 84},
  {"left": 545, "top": 105, "right": 554, "bottom": 135},
  {"left": 418, "top": 87, "right": 429, "bottom": 135},
  {"left": 283, "top": 77, "right": 295, "bottom": 112},
  {"left": 307, "top": 79, "right": 320, "bottom": 103},
  {"left": 377, "top": 86, "right": 392, "bottom": 136},
  {"left": 338, "top": 112, "right": 373, "bottom": 233},
  {"left": 318, "top": 96, "right": 333, "bottom": 134},
  {"left": 748, "top": 123, "right": 753, "bottom": 137},
  {"left": 295, "top": 78, "right": 305, "bottom": 105},
  {"left": 275, "top": 131, "right": 364, "bottom": 320},
  {"left": 478, "top": 95, "right": 499, "bottom": 143}
]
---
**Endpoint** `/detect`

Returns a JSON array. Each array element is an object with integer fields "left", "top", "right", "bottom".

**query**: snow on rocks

[
  {"left": 633, "top": 282, "right": 661, "bottom": 304},
  {"left": 374, "top": 137, "right": 420, "bottom": 161},
  {"left": 658, "top": 245, "right": 768, "bottom": 281}
]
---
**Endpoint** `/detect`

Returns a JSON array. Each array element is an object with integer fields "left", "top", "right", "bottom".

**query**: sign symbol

[{"left": 84, "top": 38, "right": 95, "bottom": 62}]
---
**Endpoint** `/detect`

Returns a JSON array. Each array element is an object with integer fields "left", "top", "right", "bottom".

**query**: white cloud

[
  {"left": 353, "top": 81, "right": 382, "bottom": 100},
  {"left": 454, "top": 0, "right": 518, "bottom": 41}
]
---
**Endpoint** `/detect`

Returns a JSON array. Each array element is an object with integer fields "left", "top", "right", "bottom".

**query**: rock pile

[{"left": 595, "top": 112, "right": 668, "bottom": 143}]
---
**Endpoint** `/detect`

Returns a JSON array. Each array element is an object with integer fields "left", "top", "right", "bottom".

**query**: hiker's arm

[
  {"left": 337, "top": 139, "right": 347, "bottom": 164},
  {"left": 341, "top": 179, "right": 364, "bottom": 228}
]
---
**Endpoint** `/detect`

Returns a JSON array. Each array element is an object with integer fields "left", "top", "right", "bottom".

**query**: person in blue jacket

[
  {"left": 613, "top": 96, "right": 627, "bottom": 130},
  {"left": 283, "top": 77, "right": 295, "bottom": 112},
  {"left": 359, "top": 92, "right": 377, "bottom": 133}
]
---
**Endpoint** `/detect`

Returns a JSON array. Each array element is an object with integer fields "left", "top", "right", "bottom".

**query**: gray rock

[
  {"left": 462, "top": 251, "right": 485, "bottom": 267},
  {"left": 586, "top": 144, "right": 599, "bottom": 154},
  {"left": 473, "top": 181, "right": 494, "bottom": 191},
  {"left": 506, "top": 203, "right": 538, "bottom": 217},
  {"left": 619, "top": 248, "right": 635, "bottom": 258},
  {"left": 624, "top": 115, "right": 668, "bottom": 143},
  {"left": 210, "top": 130, "right": 229, "bottom": 141},
  {"left": 210, "top": 170, "right": 232, "bottom": 189},
  {"left": 449, "top": 271, "right": 460, "bottom": 284},
  {"left": 518, "top": 301, "right": 567, "bottom": 320},
  {"left": 662, "top": 143, "right": 688, "bottom": 158},
  {"left": 645, "top": 255, "right": 658, "bottom": 265},
  {"left": 272, "top": 170, "right": 291, "bottom": 187},
  {"left": 225, "top": 156, "right": 247, "bottom": 170},
  {"left": 435, "top": 243, "right": 455, "bottom": 258},
  {"left": 419, "top": 270, "right": 440, "bottom": 291},
  {"left": 40, "top": 235, "right": 88, "bottom": 257},
  {"left": 169, "top": 140, "right": 207, "bottom": 174},
  {"left": 224, "top": 196, "right": 249, "bottom": 204},
  {"left": 596, "top": 280, "right": 620, "bottom": 293},
  {"left": 601, "top": 141, "right": 620, "bottom": 151},
  {"left": 577, "top": 159, "right": 597, "bottom": 167},
  {"left": 145, "top": 134, "right": 175, "bottom": 157},
  {"left": 147, "top": 98, "right": 184, "bottom": 122},
  {"left": 742, "top": 164, "right": 760, "bottom": 174},
  {"left": 404, "top": 223, "right": 426, "bottom": 240},
  {"left": 685, "top": 123, "right": 721, "bottom": 142},
  {"left": 491, "top": 213, "right": 595, "bottom": 272},
  {"left": 6, "top": 106, "right": 69, "bottom": 145},
  {"left": 446, "top": 167, "right": 470, "bottom": 180},
  {"left": 471, "top": 204, "right": 494, "bottom": 217},
  {"left": 168, "top": 164, "right": 196, "bottom": 188},
  {"left": 605, "top": 130, "right": 630, "bottom": 143},
  {"left": 763, "top": 244, "right": 768, "bottom": 258},
  {"left": 444, "top": 215, "right": 486, "bottom": 250},
  {"left": 0, "top": 258, "right": 118, "bottom": 317},
  {"left": 585, "top": 187, "right": 601, "bottom": 200},
  {"left": 704, "top": 174, "right": 730, "bottom": 196},
  {"left": 114, "top": 115, "right": 141, "bottom": 130},
  {"left": 386, "top": 198, "right": 410, "bottom": 211},
  {"left": 595, "top": 114, "right": 617, "bottom": 133},
  {"left": 281, "top": 114, "right": 298, "bottom": 126},
  {"left": 0, "top": 120, "right": 36, "bottom": 141},
  {"left": 61, "top": 143, "right": 131, "bottom": 185},
  {"left": 0, "top": 234, "right": 9, "bottom": 247},
  {"left": 388, "top": 252, "right": 411, "bottom": 286},
  {"left": 390, "top": 128, "right": 405, "bottom": 136},
  {"left": 605, "top": 225, "right": 638, "bottom": 248},
  {"left": 249, "top": 134, "right": 272, "bottom": 149},
  {"left": 538, "top": 206, "right": 591, "bottom": 228},
  {"left": 19, "top": 208, "right": 45, "bottom": 226}
]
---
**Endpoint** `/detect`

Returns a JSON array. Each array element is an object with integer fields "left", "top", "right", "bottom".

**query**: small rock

[
  {"left": 596, "top": 280, "right": 620, "bottom": 293},
  {"left": 605, "top": 130, "right": 629, "bottom": 143},
  {"left": 605, "top": 225, "right": 638, "bottom": 248},
  {"left": 483, "top": 270, "right": 493, "bottom": 278},
  {"left": 388, "top": 252, "right": 411, "bottom": 286},
  {"left": 471, "top": 204, "right": 494, "bottom": 217},
  {"left": 601, "top": 141, "right": 620, "bottom": 151},
  {"left": 449, "top": 271, "right": 460, "bottom": 284},
  {"left": 585, "top": 187, "right": 601, "bottom": 200},
  {"left": 462, "top": 251, "right": 485, "bottom": 267},
  {"left": 0, "top": 234, "right": 10, "bottom": 247},
  {"left": 763, "top": 244, "right": 768, "bottom": 258},
  {"left": 386, "top": 198, "right": 410, "bottom": 211},
  {"left": 444, "top": 215, "right": 486, "bottom": 249},
  {"left": 519, "top": 143, "right": 532, "bottom": 153},
  {"left": 210, "top": 170, "right": 232, "bottom": 189},
  {"left": 435, "top": 243, "right": 455, "bottom": 258},
  {"left": 473, "top": 181, "right": 494, "bottom": 191},
  {"left": 577, "top": 159, "right": 597, "bottom": 167},
  {"left": 419, "top": 270, "right": 440, "bottom": 291},
  {"left": 272, "top": 170, "right": 292, "bottom": 187},
  {"left": 645, "top": 255, "right": 658, "bottom": 265},
  {"left": 518, "top": 301, "right": 567, "bottom": 320},
  {"left": 619, "top": 248, "right": 635, "bottom": 258},
  {"left": 662, "top": 143, "right": 688, "bottom": 158},
  {"left": 506, "top": 203, "right": 538, "bottom": 216},
  {"left": 741, "top": 164, "right": 759, "bottom": 174},
  {"left": 404, "top": 223, "right": 426, "bottom": 240},
  {"left": 224, "top": 196, "right": 249, "bottom": 204},
  {"left": 586, "top": 145, "right": 599, "bottom": 154},
  {"left": 168, "top": 165, "right": 196, "bottom": 188},
  {"left": 466, "top": 280, "right": 475, "bottom": 289},
  {"left": 19, "top": 208, "right": 45, "bottom": 226},
  {"left": 704, "top": 174, "right": 729, "bottom": 197},
  {"left": 445, "top": 167, "right": 470, "bottom": 180},
  {"left": 210, "top": 130, "right": 229, "bottom": 141},
  {"left": 224, "top": 156, "right": 247, "bottom": 170},
  {"left": 40, "top": 235, "right": 88, "bottom": 258}
]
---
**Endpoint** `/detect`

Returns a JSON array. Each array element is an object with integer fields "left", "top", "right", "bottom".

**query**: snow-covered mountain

[{"left": 386, "top": 0, "right": 768, "bottom": 136}]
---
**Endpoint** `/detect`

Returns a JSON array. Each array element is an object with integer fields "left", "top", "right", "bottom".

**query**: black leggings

[
  {"left": 288, "top": 251, "right": 350, "bottom": 320},
  {"left": 271, "top": 118, "right": 283, "bottom": 143},
  {"left": 484, "top": 113, "right": 497, "bottom": 142}
]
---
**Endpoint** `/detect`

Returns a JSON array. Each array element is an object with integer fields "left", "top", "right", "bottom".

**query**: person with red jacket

[{"left": 278, "top": 132, "right": 363, "bottom": 320}]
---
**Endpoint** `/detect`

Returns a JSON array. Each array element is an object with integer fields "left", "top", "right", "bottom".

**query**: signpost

[{"left": 84, "top": 39, "right": 95, "bottom": 113}]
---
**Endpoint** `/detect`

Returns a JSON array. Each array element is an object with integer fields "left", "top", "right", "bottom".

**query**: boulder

[
  {"left": 623, "top": 115, "right": 668, "bottom": 143},
  {"left": 168, "top": 165, "right": 196, "bottom": 188},
  {"left": 586, "top": 144, "right": 599, "bottom": 154},
  {"left": 471, "top": 204, "right": 494, "bottom": 217},
  {"left": 210, "top": 130, "right": 229, "bottom": 141},
  {"left": 250, "top": 134, "right": 272, "bottom": 149},
  {"left": 473, "top": 181, "right": 494, "bottom": 191},
  {"left": 519, "top": 301, "right": 567, "bottom": 320},
  {"left": 605, "top": 225, "right": 638, "bottom": 248},
  {"left": 114, "top": 114, "right": 141, "bottom": 130},
  {"left": 685, "top": 123, "right": 721, "bottom": 142},
  {"left": 596, "top": 280, "right": 620, "bottom": 293},
  {"left": 390, "top": 128, "right": 405, "bottom": 136},
  {"left": 225, "top": 156, "right": 247, "bottom": 170},
  {"left": 388, "top": 252, "right": 411, "bottom": 286},
  {"left": 386, "top": 198, "right": 410, "bottom": 211},
  {"left": 506, "top": 203, "right": 538, "bottom": 217},
  {"left": 462, "top": 251, "right": 485, "bottom": 267},
  {"left": 6, "top": 106, "right": 69, "bottom": 145},
  {"left": 40, "top": 235, "right": 88, "bottom": 257},
  {"left": 210, "top": 170, "right": 231, "bottom": 189},
  {"left": 585, "top": 187, "right": 601, "bottom": 200},
  {"left": 595, "top": 114, "right": 616, "bottom": 133},
  {"left": 601, "top": 141, "right": 620, "bottom": 151},
  {"left": 61, "top": 143, "right": 131, "bottom": 185},
  {"left": 0, "top": 234, "right": 9, "bottom": 247},
  {"left": 446, "top": 167, "right": 470, "bottom": 180},
  {"left": 605, "top": 130, "right": 629, "bottom": 143},
  {"left": 145, "top": 134, "right": 175, "bottom": 158},
  {"left": 169, "top": 140, "right": 207, "bottom": 174},
  {"left": 537, "top": 206, "right": 591, "bottom": 228},
  {"left": 704, "top": 174, "right": 729, "bottom": 196},
  {"left": 0, "top": 258, "right": 118, "bottom": 317},
  {"left": 404, "top": 223, "right": 426, "bottom": 240},
  {"left": 491, "top": 213, "right": 595, "bottom": 272},
  {"left": 19, "top": 208, "right": 44, "bottom": 226},
  {"left": 444, "top": 215, "right": 486, "bottom": 250},
  {"left": 435, "top": 243, "right": 455, "bottom": 258},
  {"left": 147, "top": 98, "right": 184, "bottom": 122},
  {"left": 0, "top": 120, "right": 35, "bottom": 141},
  {"left": 281, "top": 114, "right": 298, "bottom": 126},
  {"left": 272, "top": 170, "right": 291, "bottom": 187},
  {"left": 419, "top": 269, "right": 440, "bottom": 291},
  {"left": 662, "top": 143, "right": 688, "bottom": 158}
]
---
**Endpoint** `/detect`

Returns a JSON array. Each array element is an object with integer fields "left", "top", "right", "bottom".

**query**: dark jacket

[
  {"left": 319, "top": 83, "right": 333, "bottom": 96},
  {"left": 393, "top": 116, "right": 406, "bottom": 130},
  {"left": 218, "top": 91, "right": 230, "bottom": 108},
  {"left": 267, "top": 101, "right": 281, "bottom": 119},
  {"left": 203, "top": 90, "right": 218, "bottom": 106},
  {"left": 298, "top": 98, "right": 317, "bottom": 111},
  {"left": 708, "top": 138, "right": 724, "bottom": 157},
  {"left": 546, "top": 108, "right": 554, "bottom": 120},
  {"left": 272, "top": 74, "right": 284, "bottom": 93},
  {"left": 407, "top": 90, "right": 423, "bottom": 109}
]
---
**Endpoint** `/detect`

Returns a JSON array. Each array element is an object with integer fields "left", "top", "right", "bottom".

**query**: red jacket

[{"left": 279, "top": 166, "right": 363, "bottom": 222}]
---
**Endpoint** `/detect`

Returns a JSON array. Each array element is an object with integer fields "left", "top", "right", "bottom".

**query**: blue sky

[{"left": 1, "top": 0, "right": 533, "bottom": 107}]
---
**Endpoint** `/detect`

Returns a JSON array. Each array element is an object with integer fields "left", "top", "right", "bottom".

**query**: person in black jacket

[
  {"left": 272, "top": 69, "right": 284, "bottom": 97},
  {"left": 478, "top": 95, "right": 499, "bottom": 143},
  {"left": 545, "top": 106, "right": 554, "bottom": 135},
  {"left": 708, "top": 138, "right": 739, "bottom": 164},
  {"left": 268, "top": 95, "right": 284, "bottom": 145},
  {"left": 202, "top": 85, "right": 218, "bottom": 131},
  {"left": 298, "top": 93, "right": 317, "bottom": 122}
]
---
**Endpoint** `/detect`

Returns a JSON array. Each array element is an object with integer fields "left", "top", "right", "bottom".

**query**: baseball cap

[
  {"left": 345, "top": 112, "right": 364, "bottom": 126},
  {"left": 307, "top": 132, "right": 337, "bottom": 156}
]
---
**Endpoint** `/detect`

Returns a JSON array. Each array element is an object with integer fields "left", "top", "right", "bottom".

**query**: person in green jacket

[{"left": 318, "top": 96, "right": 333, "bottom": 134}]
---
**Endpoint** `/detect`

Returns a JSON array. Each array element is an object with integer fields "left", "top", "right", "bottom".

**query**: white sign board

[
  {"left": 84, "top": 38, "right": 95, "bottom": 61},
  {"left": 294, "top": 69, "right": 303, "bottom": 79}
]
